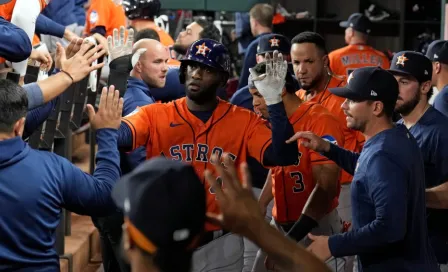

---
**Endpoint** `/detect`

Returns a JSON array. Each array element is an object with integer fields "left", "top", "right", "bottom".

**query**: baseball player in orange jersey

[
  {"left": 249, "top": 62, "right": 347, "bottom": 272},
  {"left": 329, "top": 13, "right": 390, "bottom": 77},
  {"left": 117, "top": 39, "right": 299, "bottom": 271},
  {"left": 291, "top": 33, "right": 363, "bottom": 272}
]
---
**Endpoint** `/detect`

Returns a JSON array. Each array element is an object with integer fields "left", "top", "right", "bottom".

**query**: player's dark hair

[
  {"left": 252, "top": 62, "right": 296, "bottom": 94},
  {"left": 291, "top": 32, "right": 328, "bottom": 55},
  {"left": 249, "top": 4, "right": 274, "bottom": 28},
  {"left": 196, "top": 19, "right": 222, "bottom": 42},
  {"left": 367, "top": 100, "right": 395, "bottom": 118},
  {"left": 0, "top": 79, "right": 27, "bottom": 133},
  {"left": 134, "top": 28, "right": 160, "bottom": 42}
]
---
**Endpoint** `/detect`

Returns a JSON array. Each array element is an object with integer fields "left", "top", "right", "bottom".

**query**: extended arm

[
  {"left": 262, "top": 102, "right": 299, "bottom": 166},
  {"left": 322, "top": 143, "right": 360, "bottom": 175},
  {"left": 328, "top": 153, "right": 407, "bottom": 257},
  {"left": 61, "top": 129, "right": 121, "bottom": 216}
]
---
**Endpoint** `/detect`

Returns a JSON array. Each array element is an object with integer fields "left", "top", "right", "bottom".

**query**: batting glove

[{"left": 249, "top": 50, "right": 288, "bottom": 105}]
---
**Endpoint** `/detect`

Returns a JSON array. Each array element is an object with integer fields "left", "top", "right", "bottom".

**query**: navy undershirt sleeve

[{"left": 262, "top": 102, "right": 298, "bottom": 166}]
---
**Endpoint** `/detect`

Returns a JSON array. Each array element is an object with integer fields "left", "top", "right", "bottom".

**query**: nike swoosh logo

[{"left": 170, "top": 122, "right": 183, "bottom": 127}]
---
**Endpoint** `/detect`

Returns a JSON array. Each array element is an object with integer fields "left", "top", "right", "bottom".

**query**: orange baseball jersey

[
  {"left": 122, "top": 97, "right": 272, "bottom": 231},
  {"left": 329, "top": 44, "right": 390, "bottom": 77},
  {"left": 84, "top": 0, "right": 126, "bottom": 38},
  {"left": 272, "top": 101, "right": 345, "bottom": 224},
  {"left": 297, "top": 75, "right": 365, "bottom": 184}
]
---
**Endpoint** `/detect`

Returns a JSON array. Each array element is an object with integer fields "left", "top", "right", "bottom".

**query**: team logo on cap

[
  {"left": 396, "top": 54, "right": 408, "bottom": 66},
  {"left": 195, "top": 42, "right": 211, "bottom": 56},
  {"left": 269, "top": 37, "right": 280, "bottom": 47}
]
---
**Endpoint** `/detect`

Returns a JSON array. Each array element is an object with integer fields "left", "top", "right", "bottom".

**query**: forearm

[
  {"left": 37, "top": 72, "right": 73, "bottom": 104},
  {"left": 248, "top": 220, "right": 330, "bottom": 272},
  {"left": 35, "top": 14, "right": 65, "bottom": 38},
  {"left": 303, "top": 185, "right": 336, "bottom": 220},
  {"left": 322, "top": 143, "right": 360, "bottom": 175},
  {"left": 426, "top": 182, "right": 448, "bottom": 209},
  {"left": 263, "top": 102, "right": 298, "bottom": 166},
  {"left": 24, "top": 83, "right": 44, "bottom": 110}
]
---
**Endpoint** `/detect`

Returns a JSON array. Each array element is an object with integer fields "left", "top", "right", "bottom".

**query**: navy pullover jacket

[
  {"left": 325, "top": 125, "right": 438, "bottom": 272},
  {"left": 0, "top": 129, "right": 120, "bottom": 271}
]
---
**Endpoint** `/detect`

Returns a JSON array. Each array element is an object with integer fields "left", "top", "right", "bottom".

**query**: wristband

[
  {"left": 60, "top": 70, "right": 74, "bottom": 83},
  {"left": 286, "top": 214, "right": 318, "bottom": 242}
]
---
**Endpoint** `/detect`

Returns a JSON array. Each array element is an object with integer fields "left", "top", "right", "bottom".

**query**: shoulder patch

[
  {"left": 322, "top": 135, "right": 338, "bottom": 145},
  {"left": 90, "top": 10, "right": 99, "bottom": 24}
]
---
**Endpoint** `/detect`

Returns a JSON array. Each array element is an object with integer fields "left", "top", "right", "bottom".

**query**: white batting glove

[
  {"left": 107, "top": 26, "right": 134, "bottom": 62},
  {"left": 249, "top": 50, "right": 288, "bottom": 105}
]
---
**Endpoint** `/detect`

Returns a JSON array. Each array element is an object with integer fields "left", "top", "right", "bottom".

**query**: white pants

[
  {"left": 252, "top": 209, "right": 347, "bottom": 272},
  {"left": 243, "top": 188, "right": 274, "bottom": 272},
  {"left": 338, "top": 183, "right": 355, "bottom": 272},
  {"left": 191, "top": 233, "right": 244, "bottom": 272}
]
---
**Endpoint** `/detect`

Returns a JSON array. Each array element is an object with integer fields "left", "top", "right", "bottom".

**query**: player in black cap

[
  {"left": 426, "top": 40, "right": 448, "bottom": 118},
  {"left": 112, "top": 157, "right": 206, "bottom": 272},
  {"left": 389, "top": 51, "right": 448, "bottom": 268},
  {"left": 388, "top": 51, "right": 433, "bottom": 117},
  {"left": 286, "top": 66, "right": 439, "bottom": 271},
  {"left": 231, "top": 34, "right": 292, "bottom": 111},
  {"left": 339, "top": 13, "right": 372, "bottom": 35}
]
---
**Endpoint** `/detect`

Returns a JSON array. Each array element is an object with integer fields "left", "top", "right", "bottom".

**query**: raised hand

[
  {"left": 249, "top": 50, "right": 288, "bottom": 105},
  {"left": 86, "top": 85, "right": 123, "bottom": 130},
  {"left": 204, "top": 153, "right": 265, "bottom": 237},
  {"left": 56, "top": 39, "right": 106, "bottom": 83},
  {"left": 107, "top": 26, "right": 134, "bottom": 61}
]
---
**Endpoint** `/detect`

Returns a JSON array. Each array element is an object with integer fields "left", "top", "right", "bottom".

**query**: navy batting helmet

[
  {"left": 122, "top": 0, "right": 161, "bottom": 20},
  {"left": 179, "top": 39, "right": 231, "bottom": 84}
]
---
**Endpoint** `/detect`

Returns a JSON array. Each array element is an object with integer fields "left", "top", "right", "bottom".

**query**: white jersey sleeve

[{"left": 10, "top": 0, "right": 41, "bottom": 76}]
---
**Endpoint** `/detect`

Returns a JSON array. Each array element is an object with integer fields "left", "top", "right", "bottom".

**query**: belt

[{"left": 197, "top": 230, "right": 229, "bottom": 248}]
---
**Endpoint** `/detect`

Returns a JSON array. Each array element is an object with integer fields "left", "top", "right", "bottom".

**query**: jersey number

[{"left": 290, "top": 171, "right": 304, "bottom": 193}]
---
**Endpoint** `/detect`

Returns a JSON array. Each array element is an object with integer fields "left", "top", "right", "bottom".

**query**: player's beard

[
  {"left": 301, "top": 71, "right": 325, "bottom": 93},
  {"left": 186, "top": 83, "right": 220, "bottom": 105},
  {"left": 395, "top": 91, "right": 420, "bottom": 116}
]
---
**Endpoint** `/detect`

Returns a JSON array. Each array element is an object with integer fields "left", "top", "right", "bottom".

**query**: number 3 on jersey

[{"left": 290, "top": 171, "right": 304, "bottom": 193}]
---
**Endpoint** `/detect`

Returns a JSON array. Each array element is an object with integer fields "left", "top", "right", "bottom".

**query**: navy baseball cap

[
  {"left": 426, "top": 40, "right": 448, "bottom": 64},
  {"left": 257, "top": 34, "right": 291, "bottom": 55},
  {"left": 340, "top": 13, "right": 372, "bottom": 34},
  {"left": 112, "top": 157, "right": 206, "bottom": 257},
  {"left": 388, "top": 51, "right": 432, "bottom": 82},
  {"left": 329, "top": 66, "right": 398, "bottom": 105}
]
